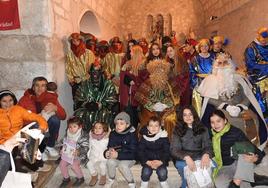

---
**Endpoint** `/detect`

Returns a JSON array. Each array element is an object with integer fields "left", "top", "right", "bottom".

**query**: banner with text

[{"left": 0, "top": 0, "right": 20, "bottom": 30}]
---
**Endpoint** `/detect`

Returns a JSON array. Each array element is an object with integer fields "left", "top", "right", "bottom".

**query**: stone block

[{"left": 54, "top": 4, "right": 65, "bottom": 17}]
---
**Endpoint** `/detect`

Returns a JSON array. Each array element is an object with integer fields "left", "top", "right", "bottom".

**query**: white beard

[{"left": 213, "top": 67, "right": 238, "bottom": 99}]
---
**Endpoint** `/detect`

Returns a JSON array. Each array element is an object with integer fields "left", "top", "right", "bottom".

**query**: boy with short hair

[{"left": 104, "top": 112, "right": 138, "bottom": 188}]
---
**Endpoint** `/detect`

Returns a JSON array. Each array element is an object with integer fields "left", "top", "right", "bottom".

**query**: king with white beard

[{"left": 198, "top": 53, "right": 267, "bottom": 149}]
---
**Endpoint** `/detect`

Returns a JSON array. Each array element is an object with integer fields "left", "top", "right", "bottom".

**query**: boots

[
  {"left": 89, "top": 175, "right": 98, "bottom": 186},
  {"left": 99, "top": 175, "right": 107, "bottom": 185},
  {"left": 250, "top": 173, "right": 268, "bottom": 187},
  {"left": 59, "top": 177, "right": 71, "bottom": 188},
  {"left": 160, "top": 181, "right": 170, "bottom": 188},
  {"left": 72, "top": 177, "right": 85, "bottom": 187},
  {"left": 140, "top": 181, "right": 148, "bottom": 188}
]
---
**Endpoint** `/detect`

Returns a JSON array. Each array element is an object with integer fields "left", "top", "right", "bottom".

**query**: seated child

[
  {"left": 59, "top": 117, "right": 89, "bottom": 188},
  {"left": 41, "top": 82, "right": 58, "bottom": 121},
  {"left": 104, "top": 112, "right": 138, "bottom": 188},
  {"left": 138, "top": 116, "right": 170, "bottom": 188},
  {"left": 86, "top": 122, "right": 110, "bottom": 186}
]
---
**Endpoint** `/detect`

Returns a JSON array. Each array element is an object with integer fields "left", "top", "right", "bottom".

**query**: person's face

[
  {"left": 33, "top": 80, "right": 47, "bottom": 96},
  {"left": 90, "top": 67, "right": 102, "bottom": 86},
  {"left": 68, "top": 123, "right": 80, "bottom": 134},
  {"left": 148, "top": 121, "right": 161, "bottom": 135},
  {"left": 93, "top": 123, "right": 104, "bottom": 135},
  {"left": 257, "top": 36, "right": 268, "bottom": 45},
  {"left": 0, "top": 95, "right": 14, "bottom": 110},
  {"left": 200, "top": 43, "right": 209, "bottom": 53},
  {"left": 167, "top": 46, "right": 175, "bottom": 58},
  {"left": 152, "top": 45, "right": 160, "bottom": 57},
  {"left": 182, "top": 108, "right": 194, "bottom": 126},
  {"left": 129, "top": 42, "right": 134, "bottom": 51},
  {"left": 115, "top": 119, "right": 128, "bottom": 133},
  {"left": 213, "top": 42, "right": 223, "bottom": 52},
  {"left": 72, "top": 38, "right": 80, "bottom": 46},
  {"left": 183, "top": 44, "right": 192, "bottom": 53},
  {"left": 210, "top": 114, "right": 227, "bottom": 132}
]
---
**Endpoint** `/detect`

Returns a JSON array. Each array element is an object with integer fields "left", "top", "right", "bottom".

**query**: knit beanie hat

[{"left": 114, "top": 112, "right": 131, "bottom": 126}]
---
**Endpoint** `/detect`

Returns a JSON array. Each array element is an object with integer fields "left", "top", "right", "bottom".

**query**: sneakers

[
  {"left": 140, "top": 181, "right": 148, "bottom": 188},
  {"left": 72, "top": 177, "right": 85, "bottom": 187},
  {"left": 37, "top": 163, "right": 52, "bottom": 172},
  {"left": 89, "top": 175, "right": 98, "bottom": 186},
  {"left": 42, "top": 151, "right": 49, "bottom": 161},
  {"left": 29, "top": 171, "right": 38, "bottom": 182},
  {"left": 99, "top": 175, "right": 106, "bottom": 185},
  {"left": 46, "top": 146, "right": 59, "bottom": 157},
  {"left": 128, "top": 182, "right": 136, "bottom": 188},
  {"left": 105, "top": 178, "right": 114, "bottom": 188},
  {"left": 59, "top": 177, "right": 71, "bottom": 188},
  {"left": 160, "top": 181, "right": 169, "bottom": 188}
]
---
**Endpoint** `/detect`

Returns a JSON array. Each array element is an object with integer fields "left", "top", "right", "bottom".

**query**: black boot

[
  {"left": 59, "top": 177, "right": 70, "bottom": 188},
  {"left": 228, "top": 181, "right": 240, "bottom": 188},
  {"left": 72, "top": 177, "right": 85, "bottom": 187},
  {"left": 250, "top": 173, "right": 268, "bottom": 187}
]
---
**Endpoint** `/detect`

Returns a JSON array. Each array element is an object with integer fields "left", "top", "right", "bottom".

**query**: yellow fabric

[
  {"left": 212, "top": 123, "right": 231, "bottom": 178},
  {"left": 257, "top": 77, "right": 268, "bottom": 94},
  {"left": 66, "top": 49, "right": 95, "bottom": 84},
  {"left": 192, "top": 89, "right": 202, "bottom": 117},
  {"left": 102, "top": 52, "right": 123, "bottom": 77},
  {"left": 0, "top": 105, "right": 48, "bottom": 144}
]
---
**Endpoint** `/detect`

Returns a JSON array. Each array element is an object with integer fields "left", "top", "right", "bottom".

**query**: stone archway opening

[{"left": 79, "top": 11, "right": 101, "bottom": 37}]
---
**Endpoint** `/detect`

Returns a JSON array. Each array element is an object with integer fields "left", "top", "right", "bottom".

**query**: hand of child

[
  {"left": 109, "top": 149, "right": 118, "bottom": 159},
  {"left": 184, "top": 156, "right": 196, "bottom": 172},
  {"left": 243, "top": 153, "right": 258, "bottom": 163},
  {"left": 146, "top": 161, "right": 153, "bottom": 168},
  {"left": 151, "top": 160, "right": 163, "bottom": 169},
  {"left": 201, "top": 153, "right": 210, "bottom": 169},
  {"left": 73, "top": 149, "right": 79, "bottom": 157},
  {"left": 44, "top": 103, "right": 57, "bottom": 113}
]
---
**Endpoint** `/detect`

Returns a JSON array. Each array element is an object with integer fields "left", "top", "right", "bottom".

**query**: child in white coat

[{"left": 86, "top": 122, "right": 110, "bottom": 186}]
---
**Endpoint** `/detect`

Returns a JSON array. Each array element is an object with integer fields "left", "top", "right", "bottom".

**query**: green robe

[{"left": 74, "top": 77, "right": 117, "bottom": 131}]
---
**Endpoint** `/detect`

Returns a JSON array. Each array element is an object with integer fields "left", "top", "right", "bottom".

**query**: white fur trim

[{"left": 143, "top": 129, "right": 168, "bottom": 142}]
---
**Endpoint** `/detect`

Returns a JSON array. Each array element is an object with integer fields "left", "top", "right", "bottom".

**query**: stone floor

[{"left": 45, "top": 156, "right": 268, "bottom": 188}]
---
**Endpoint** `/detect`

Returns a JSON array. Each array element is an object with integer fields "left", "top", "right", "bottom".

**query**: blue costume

[
  {"left": 244, "top": 40, "right": 268, "bottom": 115},
  {"left": 189, "top": 53, "right": 215, "bottom": 88}
]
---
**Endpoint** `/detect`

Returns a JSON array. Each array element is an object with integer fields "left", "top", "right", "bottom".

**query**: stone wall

[
  {"left": 119, "top": 0, "right": 205, "bottom": 42},
  {"left": 203, "top": 0, "right": 268, "bottom": 68}
]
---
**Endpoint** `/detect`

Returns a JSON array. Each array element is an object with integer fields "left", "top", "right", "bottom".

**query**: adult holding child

[{"left": 19, "top": 76, "right": 66, "bottom": 159}]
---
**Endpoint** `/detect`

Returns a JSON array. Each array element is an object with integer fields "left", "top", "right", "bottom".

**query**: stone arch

[
  {"left": 79, "top": 10, "right": 101, "bottom": 37},
  {"left": 154, "top": 14, "right": 164, "bottom": 38}
]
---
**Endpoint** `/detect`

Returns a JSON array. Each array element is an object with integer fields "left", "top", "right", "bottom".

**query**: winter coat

[
  {"left": 0, "top": 105, "right": 48, "bottom": 144},
  {"left": 18, "top": 89, "right": 66, "bottom": 120},
  {"left": 138, "top": 128, "right": 170, "bottom": 166},
  {"left": 170, "top": 126, "right": 213, "bottom": 161},
  {"left": 106, "top": 126, "right": 138, "bottom": 160},
  {"left": 217, "top": 125, "right": 264, "bottom": 166},
  {"left": 87, "top": 131, "right": 109, "bottom": 163}
]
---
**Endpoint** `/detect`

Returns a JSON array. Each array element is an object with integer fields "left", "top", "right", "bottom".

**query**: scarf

[
  {"left": 212, "top": 123, "right": 231, "bottom": 178},
  {"left": 71, "top": 41, "right": 86, "bottom": 58},
  {"left": 90, "top": 131, "right": 107, "bottom": 140},
  {"left": 67, "top": 128, "right": 82, "bottom": 142}
]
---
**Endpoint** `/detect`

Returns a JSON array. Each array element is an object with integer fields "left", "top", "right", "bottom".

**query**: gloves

[
  {"left": 226, "top": 105, "right": 241, "bottom": 117},
  {"left": 85, "top": 101, "right": 99, "bottom": 111},
  {"left": 152, "top": 102, "right": 168, "bottom": 112}
]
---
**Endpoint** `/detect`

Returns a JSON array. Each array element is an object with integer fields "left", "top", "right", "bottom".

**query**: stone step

[{"left": 45, "top": 161, "right": 182, "bottom": 188}]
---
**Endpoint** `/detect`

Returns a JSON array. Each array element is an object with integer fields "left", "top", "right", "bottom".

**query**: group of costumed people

[{"left": 62, "top": 27, "right": 268, "bottom": 188}]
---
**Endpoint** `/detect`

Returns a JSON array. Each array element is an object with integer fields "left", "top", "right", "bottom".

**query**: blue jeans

[
  {"left": 141, "top": 164, "right": 168, "bottom": 182},
  {"left": 175, "top": 160, "right": 217, "bottom": 188},
  {"left": 47, "top": 115, "right": 60, "bottom": 147}
]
